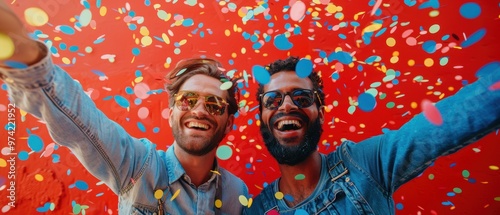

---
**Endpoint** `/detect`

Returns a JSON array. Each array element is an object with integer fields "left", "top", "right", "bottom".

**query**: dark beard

[{"left": 260, "top": 113, "right": 322, "bottom": 166}]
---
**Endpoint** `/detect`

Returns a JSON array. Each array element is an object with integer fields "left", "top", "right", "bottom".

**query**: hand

[{"left": 0, "top": 0, "right": 43, "bottom": 67}]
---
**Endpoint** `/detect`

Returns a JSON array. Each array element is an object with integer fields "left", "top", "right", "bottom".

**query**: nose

[
  {"left": 190, "top": 99, "right": 209, "bottom": 117},
  {"left": 278, "top": 94, "right": 298, "bottom": 113}
]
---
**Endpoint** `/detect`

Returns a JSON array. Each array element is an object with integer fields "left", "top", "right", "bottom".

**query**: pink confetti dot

[
  {"left": 406, "top": 37, "right": 417, "bottom": 46},
  {"left": 138, "top": 107, "right": 150, "bottom": 119},
  {"left": 161, "top": 108, "right": 170, "bottom": 119},
  {"left": 290, "top": 1, "right": 306, "bottom": 21},
  {"left": 134, "top": 83, "right": 151, "bottom": 99},
  {"left": 421, "top": 99, "right": 443, "bottom": 126},
  {"left": 489, "top": 81, "right": 500, "bottom": 91}
]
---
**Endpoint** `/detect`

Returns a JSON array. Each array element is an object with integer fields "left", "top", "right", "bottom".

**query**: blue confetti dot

[
  {"left": 18, "top": 151, "right": 29, "bottom": 161},
  {"left": 296, "top": 58, "right": 313, "bottom": 78},
  {"left": 137, "top": 122, "right": 146, "bottom": 132},
  {"left": 358, "top": 93, "right": 376, "bottom": 112},
  {"left": 114, "top": 95, "right": 130, "bottom": 108},
  {"left": 252, "top": 65, "right": 270, "bottom": 84},
  {"left": 460, "top": 2, "right": 481, "bottom": 19},
  {"left": 153, "top": 127, "right": 160, "bottom": 133},
  {"left": 28, "top": 134, "right": 44, "bottom": 152},
  {"left": 422, "top": 40, "right": 437, "bottom": 53},
  {"left": 183, "top": 18, "right": 194, "bottom": 27},
  {"left": 128, "top": 24, "right": 137, "bottom": 31},
  {"left": 58, "top": 25, "right": 75, "bottom": 35},
  {"left": 132, "top": 47, "right": 141, "bottom": 56},
  {"left": 4, "top": 61, "right": 28, "bottom": 69},
  {"left": 52, "top": 154, "right": 60, "bottom": 163},
  {"left": 74, "top": 180, "right": 89, "bottom": 190},
  {"left": 69, "top": 46, "right": 79, "bottom": 52},
  {"left": 336, "top": 51, "right": 353, "bottom": 64},
  {"left": 273, "top": 34, "right": 293, "bottom": 50},
  {"left": 461, "top": 28, "right": 486, "bottom": 48},
  {"left": 396, "top": 203, "right": 404, "bottom": 210}
]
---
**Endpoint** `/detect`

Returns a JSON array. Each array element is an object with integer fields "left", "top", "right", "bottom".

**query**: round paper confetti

[
  {"left": 421, "top": 99, "right": 443, "bottom": 126},
  {"left": 24, "top": 7, "right": 49, "bottom": 26},
  {"left": 0, "top": 33, "right": 15, "bottom": 60},
  {"left": 154, "top": 189, "right": 163, "bottom": 199},
  {"left": 216, "top": 145, "right": 233, "bottom": 160}
]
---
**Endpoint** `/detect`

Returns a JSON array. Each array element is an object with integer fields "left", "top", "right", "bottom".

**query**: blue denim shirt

[
  {"left": 0, "top": 43, "right": 248, "bottom": 215},
  {"left": 243, "top": 67, "right": 500, "bottom": 214}
]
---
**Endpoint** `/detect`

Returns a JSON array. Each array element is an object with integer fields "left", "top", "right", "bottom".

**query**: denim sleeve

[
  {"left": 0, "top": 42, "right": 155, "bottom": 195},
  {"left": 344, "top": 66, "right": 500, "bottom": 194}
]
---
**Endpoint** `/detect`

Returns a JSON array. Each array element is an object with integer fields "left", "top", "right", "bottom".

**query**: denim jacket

[
  {"left": 243, "top": 66, "right": 500, "bottom": 214},
  {"left": 0, "top": 43, "right": 248, "bottom": 215}
]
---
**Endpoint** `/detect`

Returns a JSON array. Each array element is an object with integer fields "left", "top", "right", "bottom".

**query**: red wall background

[{"left": 1, "top": 0, "right": 499, "bottom": 214}]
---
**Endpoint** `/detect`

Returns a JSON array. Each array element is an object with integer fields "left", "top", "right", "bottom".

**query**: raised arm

[
  {"left": 344, "top": 65, "right": 500, "bottom": 193},
  {"left": 0, "top": 1, "right": 157, "bottom": 195}
]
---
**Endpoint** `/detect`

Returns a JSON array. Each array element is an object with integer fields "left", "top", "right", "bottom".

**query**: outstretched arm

[{"left": 0, "top": 1, "right": 157, "bottom": 195}]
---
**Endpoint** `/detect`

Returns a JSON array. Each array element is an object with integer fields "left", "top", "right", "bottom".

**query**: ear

[
  {"left": 319, "top": 106, "right": 325, "bottom": 124},
  {"left": 224, "top": 114, "right": 235, "bottom": 134},
  {"left": 168, "top": 107, "right": 174, "bottom": 127}
]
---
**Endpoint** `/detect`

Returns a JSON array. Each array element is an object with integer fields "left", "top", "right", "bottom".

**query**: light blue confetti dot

[
  {"left": 252, "top": 65, "right": 270, "bottom": 84},
  {"left": 447, "top": 192, "right": 456, "bottom": 197},
  {"left": 132, "top": 47, "right": 141, "bottom": 56},
  {"left": 153, "top": 127, "right": 160, "bottom": 133},
  {"left": 137, "top": 122, "right": 146, "bottom": 132},
  {"left": 69, "top": 46, "right": 79, "bottom": 52},
  {"left": 284, "top": 194, "right": 294, "bottom": 202},
  {"left": 18, "top": 151, "right": 29, "bottom": 161},
  {"left": 338, "top": 34, "right": 347, "bottom": 39},
  {"left": 74, "top": 180, "right": 89, "bottom": 190},
  {"left": 125, "top": 87, "right": 134, "bottom": 94},
  {"left": 59, "top": 43, "right": 67, "bottom": 50},
  {"left": 94, "top": 37, "right": 105, "bottom": 44},
  {"left": 404, "top": 0, "right": 417, "bottom": 6},
  {"left": 128, "top": 24, "right": 137, "bottom": 31},
  {"left": 52, "top": 154, "right": 60, "bottom": 163},
  {"left": 273, "top": 34, "right": 293, "bottom": 51},
  {"left": 182, "top": 18, "right": 194, "bottom": 27},
  {"left": 358, "top": 93, "right": 376, "bottom": 112},
  {"left": 114, "top": 95, "right": 130, "bottom": 108},
  {"left": 419, "top": 0, "right": 439, "bottom": 9},
  {"left": 59, "top": 25, "right": 75, "bottom": 35},
  {"left": 245, "top": 163, "right": 251, "bottom": 168},
  {"left": 331, "top": 72, "right": 340, "bottom": 81},
  {"left": 296, "top": 58, "right": 313, "bottom": 78},
  {"left": 460, "top": 2, "right": 481, "bottom": 19},
  {"left": 396, "top": 203, "right": 404, "bottom": 210},
  {"left": 1, "top": 83, "right": 7, "bottom": 90},
  {"left": 28, "top": 134, "right": 44, "bottom": 152},
  {"left": 336, "top": 51, "right": 353, "bottom": 64},
  {"left": 67, "top": 169, "right": 71, "bottom": 175},
  {"left": 144, "top": 0, "right": 150, "bottom": 6},
  {"left": 461, "top": 28, "right": 486, "bottom": 48}
]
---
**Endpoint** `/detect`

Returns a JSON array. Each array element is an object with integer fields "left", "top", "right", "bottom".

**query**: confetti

[{"left": 421, "top": 99, "right": 443, "bottom": 126}]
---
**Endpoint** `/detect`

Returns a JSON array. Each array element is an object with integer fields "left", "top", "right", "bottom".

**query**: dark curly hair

[
  {"left": 164, "top": 58, "right": 239, "bottom": 115},
  {"left": 256, "top": 56, "right": 325, "bottom": 113}
]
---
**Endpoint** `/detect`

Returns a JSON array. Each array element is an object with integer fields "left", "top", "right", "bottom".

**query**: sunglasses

[
  {"left": 259, "top": 89, "right": 322, "bottom": 110},
  {"left": 174, "top": 91, "right": 228, "bottom": 115}
]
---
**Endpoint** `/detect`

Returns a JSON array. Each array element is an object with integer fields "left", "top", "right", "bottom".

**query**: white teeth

[
  {"left": 187, "top": 122, "right": 209, "bottom": 130},
  {"left": 277, "top": 120, "right": 301, "bottom": 130}
]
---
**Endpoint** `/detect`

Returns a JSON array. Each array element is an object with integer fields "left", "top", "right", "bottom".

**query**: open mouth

[
  {"left": 186, "top": 121, "right": 210, "bottom": 130},
  {"left": 274, "top": 119, "right": 303, "bottom": 131}
]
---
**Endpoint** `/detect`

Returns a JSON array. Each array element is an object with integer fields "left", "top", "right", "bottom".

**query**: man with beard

[
  {"left": 243, "top": 56, "right": 500, "bottom": 214},
  {"left": 0, "top": 2, "right": 247, "bottom": 214}
]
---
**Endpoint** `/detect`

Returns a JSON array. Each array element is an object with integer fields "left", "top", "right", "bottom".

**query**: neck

[
  {"left": 173, "top": 143, "right": 216, "bottom": 187},
  {"left": 278, "top": 152, "right": 322, "bottom": 207}
]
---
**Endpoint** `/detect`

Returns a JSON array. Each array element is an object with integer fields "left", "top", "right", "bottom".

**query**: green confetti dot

[
  {"left": 428, "top": 174, "right": 434, "bottom": 180},
  {"left": 216, "top": 145, "right": 233, "bottom": 160},
  {"left": 295, "top": 174, "right": 305, "bottom": 180},
  {"left": 494, "top": 197, "right": 500, "bottom": 201},
  {"left": 453, "top": 187, "right": 462, "bottom": 194},
  {"left": 462, "top": 170, "right": 470, "bottom": 178},
  {"left": 386, "top": 102, "right": 395, "bottom": 108}
]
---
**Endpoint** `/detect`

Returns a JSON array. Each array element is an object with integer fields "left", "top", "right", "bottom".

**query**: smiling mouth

[
  {"left": 275, "top": 119, "right": 303, "bottom": 131},
  {"left": 186, "top": 121, "right": 210, "bottom": 130}
]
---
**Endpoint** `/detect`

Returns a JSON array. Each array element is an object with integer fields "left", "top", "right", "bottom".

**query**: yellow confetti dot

[
  {"left": 170, "top": 189, "right": 180, "bottom": 201},
  {"left": 247, "top": 197, "right": 253, "bottom": 208},
  {"left": 489, "top": 166, "right": 499, "bottom": 170},
  {"left": 362, "top": 23, "right": 382, "bottom": 34},
  {"left": 390, "top": 56, "right": 399, "bottom": 64},
  {"left": 386, "top": 37, "right": 396, "bottom": 47},
  {"left": 429, "top": 10, "right": 439, "bottom": 17},
  {"left": 429, "top": 24, "right": 440, "bottom": 34},
  {"left": 392, "top": 51, "right": 399, "bottom": 57},
  {"left": 0, "top": 33, "right": 15, "bottom": 60},
  {"left": 494, "top": 197, "right": 500, "bottom": 201},
  {"left": 274, "top": 192, "right": 284, "bottom": 200},
  {"left": 214, "top": 199, "right": 222, "bottom": 208},
  {"left": 35, "top": 174, "right": 44, "bottom": 181},
  {"left": 154, "top": 189, "right": 164, "bottom": 199},
  {"left": 0, "top": 158, "right": 6, "bottom": 167},
  {"left": 141, "top": 36, "right": 153, "bottom": 46},
  {"left": 424, "top": 58, "right": 434, "bottom": 67},
  {"left": 408, "top": 59, "right": 415, "bottom": 67},
  {"left": 238, "top": 195, "right": 248, "bottom": 206},
  {"left": 24, "top": 7, "right": 49, "bottom": 27},
  {"left": 134, "top": 77, "right": 144, "bottom": 83},
  {"left": 62, "top": 57, "right": 71, "bottom": 65},
  {"left": 100, "top": 6, "right": 108, "bottom": 16},
  {"left": 179, "top": 39, "right": 187, "bottom": 46},
  {"left": 411, "top": 102, "right": 418, "bottom": 109},
  {"left": 359, "top": 123, "right": 366, "bottom": 128},
  {"left": 140, "top": 26, "right": 150, "bottom": 36},
  {"left": 225, "top": 29, "right": 231, "bottom": 37}
]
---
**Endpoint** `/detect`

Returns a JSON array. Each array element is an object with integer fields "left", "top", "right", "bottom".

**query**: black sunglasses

[
  {"left": 259, "top": 89, "right": 322, "bottom": 110},
  {"left": 174, "top": 91, "right": 228, "bottom": 115}
]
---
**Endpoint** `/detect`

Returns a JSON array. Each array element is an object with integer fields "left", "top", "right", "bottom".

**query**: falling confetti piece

[
  {"left": 238, "top": 195, "right": 249, "bottom": 206},
  {"left": 170, "top": 189, "right": 180, "bottom": 201},
  {"left": 273, "top": 34, "right": 293, "bottom": 50},
  {"left": 24, "top": 7, "right": 49, "bottom": 26},
  {"left": 489, "top": 166, "right": 499, "bottom": 170},
  {"left": 295, "top": 174, "right": 305, "bottom": 180},
  {"left": 290, "top": 1, "right": 306, "bottom": 21},
  {"left": 154, "top": 189, "right": 164, "bottom": 199},
  {"left": 252, "top": 65, "right": 270, "bottom": 84},
  {"left": 295, "top": 58, "right": 313, "bottom": 78},
  {"left": 220, "top": 81, "right": 233, "bottom": 90},
  {"left": 0, "top": 33, "right": 15, "bottom": 60},
  {"left": 214, "top": 199, "right": 222, "bottom": 208},
  {"left": 216, "top": 145, "right": 233, "bottom": 160},
  {"left": 489, "top": 81, "right": 500, "bottom": 91},
  {"left": 79, "top": 9, "right": 92, "bottom": 27},
  {"left": 28, "top": 134, "right": 44, "bottom": 152},
  {"left": 421, "top": 99, "right": 443, "bottom": 126},
  {"left": 358, "top": 93, "right": 377, "bottom": 112},
  {"left": 274, "top": 191, "right": 284, "bottom": 200},
  {"left": 460, "top": 2, "right": 481, "bottom": 19},
  {"left": 461, "top": 28, "right": 486, "bottom": 48}
]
